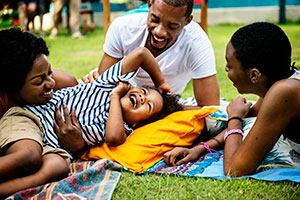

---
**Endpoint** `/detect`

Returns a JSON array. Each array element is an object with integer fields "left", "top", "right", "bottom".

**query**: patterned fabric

[
  {"left": 143, "top": 106, "right": 300, "bottom": 182},
  {"left": 7, "top": 159, "right": 122, "bottom": 200},
  {"left": 24, "top": 60, "right": 136, "bottom": 153},
  {"left": 143, "top": 150, "right": 300, "bottom": 182}
]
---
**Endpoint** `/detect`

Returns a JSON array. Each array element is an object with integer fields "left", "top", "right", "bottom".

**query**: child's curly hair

[{"left": 135, "top": 86, "right": 183, "bottom": 128}]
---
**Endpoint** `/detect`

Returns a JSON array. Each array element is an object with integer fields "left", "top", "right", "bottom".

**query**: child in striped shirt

[{"left": 24, "top": 47, "right": 183, "bottom": 158}]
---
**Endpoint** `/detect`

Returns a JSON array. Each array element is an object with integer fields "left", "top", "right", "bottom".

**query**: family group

[{"left": 0, "top": 0, "right": 299, "bottom": 197}]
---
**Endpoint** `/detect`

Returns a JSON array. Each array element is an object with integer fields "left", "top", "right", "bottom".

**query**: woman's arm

[{"left": 224, "top": 80, "right": 300, "bottom": 177}]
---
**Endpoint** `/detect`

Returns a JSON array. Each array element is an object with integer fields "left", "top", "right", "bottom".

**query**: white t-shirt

[{"left": 103, "top": 12, "right": 216, "bottom": 94}]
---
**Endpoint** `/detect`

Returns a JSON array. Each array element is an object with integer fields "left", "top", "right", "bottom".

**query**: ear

[
  {"left": 147, "top": 0, "right": 153, "bottom": 7},
  {"left": 249, "top": 68, "right": 261, "bottom": 84},
  {"left": 185, "top": 15, "right": 193, "bottom": 25}
]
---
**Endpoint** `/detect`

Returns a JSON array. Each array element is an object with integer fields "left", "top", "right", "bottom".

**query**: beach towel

[{"left": 6, "top": 159, "right": 122, "bottom": 200}]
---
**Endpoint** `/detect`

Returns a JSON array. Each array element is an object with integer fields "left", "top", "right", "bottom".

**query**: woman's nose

[{"left": 46, "top": 76, "right": 55, "bottom": 89}]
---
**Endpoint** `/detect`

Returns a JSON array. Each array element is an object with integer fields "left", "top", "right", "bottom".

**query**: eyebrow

[
  {"left": 29, "top": 64, "right": 52, "bottom": 81},
  {"left": 151, "top": 13, "right": 180, "bottom": 27}
]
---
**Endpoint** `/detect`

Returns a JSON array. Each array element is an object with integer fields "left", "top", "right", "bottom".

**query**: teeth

[
  {"left": 129, "top": 95, "right": 137, "bottom": 108},
  {"left": 153, "top": 35, "right": 165, "bottom": 42},
  {"left": 43, "top": 90, "right": 52, "bottom": 95}
]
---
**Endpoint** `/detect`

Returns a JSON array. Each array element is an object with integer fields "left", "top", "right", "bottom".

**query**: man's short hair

[{"left": 152, "top": 0, "right": 194, "bottom": 19}]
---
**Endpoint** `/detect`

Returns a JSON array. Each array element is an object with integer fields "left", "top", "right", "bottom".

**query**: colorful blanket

[
  {"left": 6, "top": 159, "right": 122, "bottom": 200},
  {"left": 141, "top": 104, "right": 300, "bottom": 183},
  {"left": 143, "top": 150, "right": 300, "bottom": 182}
]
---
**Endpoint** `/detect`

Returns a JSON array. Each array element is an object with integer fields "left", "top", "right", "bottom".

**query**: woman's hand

[
  {"left": 163, "top": 146, "right": 206, "bottom": 166},
  {"left": 53, "top": 105, "right": 86, "bottom": 155},
  {"left": 227, "top": 96, "right": 252, "bottom": 118}
]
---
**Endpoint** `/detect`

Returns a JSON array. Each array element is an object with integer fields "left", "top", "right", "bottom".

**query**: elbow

[
  {"left": 53, "top": 70, "right": 78, "bottom": 91},
  {"left": 105, "top": 134, "right": 125, "bottom": 146},
  {"left": 223, "top": 162, "right": 256, "bottom": 178}
]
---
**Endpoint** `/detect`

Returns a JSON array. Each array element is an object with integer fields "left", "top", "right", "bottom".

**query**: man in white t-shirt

[{"left": 86, "top": 0, "right": 220, "bottom": 107}]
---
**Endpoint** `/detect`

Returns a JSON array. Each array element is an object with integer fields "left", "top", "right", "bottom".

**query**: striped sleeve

[{"left": 95, "top": 59, "right": 138, "bottom": 86}]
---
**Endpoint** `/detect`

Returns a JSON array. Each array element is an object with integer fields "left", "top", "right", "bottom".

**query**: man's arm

[
  {"left": 52, "top": 69, "right": 78, "bottom": 91},
  {"left": 98, "top": 53, "right": 122, "bottom": 74},
  {"left": 193, "top": 75, "right": 220, "bottom": 107}
]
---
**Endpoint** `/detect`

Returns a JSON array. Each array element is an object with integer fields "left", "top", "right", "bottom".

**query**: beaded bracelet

[
  {"left": 228, "top": 116, "right": 243, "bottom": 123},
  {"left": 224, "top": 129, "right": 244, "bottom": 141}
]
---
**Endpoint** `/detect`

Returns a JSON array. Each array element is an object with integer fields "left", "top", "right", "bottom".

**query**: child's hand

[
  {"left": 157, "top": 82, "right": 172, "bottom": 95},
  {"left": 164, "top": 147, "right": 202, "bottom": 166},
  {"left": 111, "top": 81, "right": 132, "bottom": 97}
]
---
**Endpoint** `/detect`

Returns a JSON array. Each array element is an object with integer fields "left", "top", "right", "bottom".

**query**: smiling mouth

[
  {"left": 153, "top": 35, "right": 165, "bottom": 42},
  {"left": 129, "top": 94, "right": 137, "bottom": 108},
  {"left": 42, "top": 89, "right": 53, "bottom": 97},
  {"left": 149, "top": 33, "right": 168, "bottom": 51}
]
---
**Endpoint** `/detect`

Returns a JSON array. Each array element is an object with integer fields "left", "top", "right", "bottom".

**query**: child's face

[
  {"left": 16, "top": 54, "right": 56, "bottom": 105},
  {"left": 120, "top": 87, "right": 163, "bottom": 124}
]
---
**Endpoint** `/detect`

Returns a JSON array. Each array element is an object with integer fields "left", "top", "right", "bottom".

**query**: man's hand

[
  {"left": 81, "top": 71, "right": 100, "bottom": 83},
  {"left": 53, "top": 104, "right": 86, "bottom": 156}
]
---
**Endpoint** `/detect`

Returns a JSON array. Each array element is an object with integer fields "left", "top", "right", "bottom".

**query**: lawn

[{"left": 6, "top": 23, "right": 300, "bottom": 199}]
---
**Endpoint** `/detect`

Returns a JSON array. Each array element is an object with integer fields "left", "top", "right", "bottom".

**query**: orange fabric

[{"left": 82, "top": 107, "right": 218, "bottom": 173}]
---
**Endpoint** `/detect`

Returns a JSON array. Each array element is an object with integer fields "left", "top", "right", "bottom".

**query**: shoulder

[
  {"left": 263, "top": 78, "right": 300, "bottom": 114},
  {"left": 179, "top": 21, "right": 214, "bottom": 55},
  {"left": 268, "top": 78, "right": 300, "bottom": 98},
  {"left": 183, "top": 21, "right": 210, "bottom": 43},
  {"left": 112, "top": 12, "right": 147, "bottom": 27}
]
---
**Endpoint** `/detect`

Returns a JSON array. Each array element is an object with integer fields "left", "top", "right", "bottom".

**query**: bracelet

[
  {"left": 199, "top": 142, "right": 223, "bottom": 158},
  {"left": 228, "top": 116, "right": 243, "bottom": 123},
  {"left": 224, "top": 129, "right": 244, "bottom": 141},
  {"left": 211, "top": 137, "right": 222, "bottom": 146}
]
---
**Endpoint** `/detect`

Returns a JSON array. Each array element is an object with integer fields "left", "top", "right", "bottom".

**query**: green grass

[{"left": 25, "top": 23, "right": 300, "bottom": 199}]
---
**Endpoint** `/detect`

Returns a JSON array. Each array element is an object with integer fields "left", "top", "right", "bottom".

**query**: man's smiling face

[{"left": 146, "top": 0, "right": 192, "bottom": 55}]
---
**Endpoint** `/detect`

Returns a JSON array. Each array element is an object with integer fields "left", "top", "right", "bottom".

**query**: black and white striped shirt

[{"left": 24, "top": 60, "right": 137, "bottom": 150}]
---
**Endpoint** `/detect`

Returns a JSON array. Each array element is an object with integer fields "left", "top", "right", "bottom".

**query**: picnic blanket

[
  {"left": 142, "top": 105, "right": 300, "bottom": 182},
  {"left": 6, "top": 159, "right": 122, "bottom": 200},
  {"left": 143, "top": 150, "right": 300, "bottom": 182}
]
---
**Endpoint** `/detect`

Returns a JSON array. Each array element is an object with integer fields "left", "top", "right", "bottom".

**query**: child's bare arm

[
  {"left": 105, "top": 82, "right": 131, "bottom": 146},
  {"left": 121, "top": 47, "right": 171, "bottom": 94}
]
